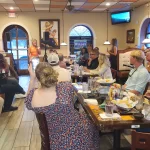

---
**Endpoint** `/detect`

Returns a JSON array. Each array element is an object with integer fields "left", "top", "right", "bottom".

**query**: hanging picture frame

[
  {"left": 39, "top": 19, "right": 60, "bottom": 49},
  {"left": 126, "top": 29, "right": 135, "bottom": 43}
]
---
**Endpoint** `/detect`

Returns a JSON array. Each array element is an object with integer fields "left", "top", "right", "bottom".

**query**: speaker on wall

[
  {"left": 6, "top": 32, "right": 11, "bottom": 41},
  {"left": 43, "top": 32, "right": 49, "bottom": 41}
]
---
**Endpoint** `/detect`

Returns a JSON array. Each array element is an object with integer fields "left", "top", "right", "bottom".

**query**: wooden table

[{"left": 75, "top": 90, "right": 150, "bottom": 150}]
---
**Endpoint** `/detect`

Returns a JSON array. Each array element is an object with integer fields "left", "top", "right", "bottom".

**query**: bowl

[{"left": 133, "top": 113, "right": 144, "bottom": 120}]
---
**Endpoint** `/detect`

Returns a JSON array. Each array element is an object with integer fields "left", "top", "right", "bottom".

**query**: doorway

[{"left": 3, "top": 25, "right": 29, "bottom": 75}]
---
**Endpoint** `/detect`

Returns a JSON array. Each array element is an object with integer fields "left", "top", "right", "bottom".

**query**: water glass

[
  {"left": 82, "top": 82, "right": 88, "bottom": 92},
  {"left": 136, "top": 94, "right": 144, "bottom": 113},
  {"left": 105, "top": 102, "right": 114, "bottom": 117}
]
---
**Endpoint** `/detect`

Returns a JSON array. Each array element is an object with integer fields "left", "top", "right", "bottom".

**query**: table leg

[{"left": 113, "top": 129, "right": 121, "bottom": 149}]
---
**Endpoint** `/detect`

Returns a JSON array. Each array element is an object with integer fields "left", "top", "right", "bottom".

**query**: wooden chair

[
  {"left": 132, "top": 130, "right": 150, "bottom": 150},
  {"left": 35, "top": 113, "right": 50, "bottom": 150}
]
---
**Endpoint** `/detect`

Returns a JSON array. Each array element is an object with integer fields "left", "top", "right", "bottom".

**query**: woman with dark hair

[
  {"left": 107, "top": 38, "right": 118, "bottom": 70},
  {"left": 25, "top": 62, "right": 100, "bottom": 150},
  {"left": 78, "top": 47, "right": 89, "bottom": 66}
]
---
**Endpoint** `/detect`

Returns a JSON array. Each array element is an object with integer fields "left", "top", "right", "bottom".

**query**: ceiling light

[
  {"left": 10, "top": 7, "right": 14, "bottom": 10},
  {"left": 60, "top": 10, "right": 67, "bottom": 46},
  {"left": 106, "top": 3, "right": 110, "bottom": 6},
  {"left": 104, "top": 10, "right": 110, "bottom": 45}
]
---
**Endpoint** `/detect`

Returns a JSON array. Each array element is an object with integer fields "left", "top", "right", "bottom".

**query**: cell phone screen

[{"left": 31, "top": 57, "right": 39, "bottom": 71}]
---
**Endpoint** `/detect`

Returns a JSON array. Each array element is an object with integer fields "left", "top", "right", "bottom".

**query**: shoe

[{"left": 2, "top": 106, "right": 18, "bottom": 112}]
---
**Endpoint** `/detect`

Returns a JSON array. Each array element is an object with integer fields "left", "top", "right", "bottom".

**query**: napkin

[
  {"left": 84, "top": 99, "right": 98, "bottom": 105},
  {"left": 99, "top": 113, "right": 121, "bottom": 119},
  {"left": 78, "top": 90, "right": 91, "bottom": 93}
]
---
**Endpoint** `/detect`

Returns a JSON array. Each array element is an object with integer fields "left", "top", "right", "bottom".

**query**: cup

[
  {"left": 82, "top": 82, "right": 88, "bottom": 92},
  {"left": 105, "top": 102, "right": 114, "bottom": 117}
]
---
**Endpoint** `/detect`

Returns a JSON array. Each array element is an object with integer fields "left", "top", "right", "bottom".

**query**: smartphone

[{"left": 31, "top": 57, "right": 39, "bottom": 71}]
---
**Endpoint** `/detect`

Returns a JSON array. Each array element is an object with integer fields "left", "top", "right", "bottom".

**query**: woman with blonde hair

[
  {"left": 28, "top": 39, "right": 41, "bottom": 60},
  {"left": 84, "top": 53, "right": 112, "bottom": 79},
  {"left": 25, "top": 62, "right": 100, "bottom": 150}
]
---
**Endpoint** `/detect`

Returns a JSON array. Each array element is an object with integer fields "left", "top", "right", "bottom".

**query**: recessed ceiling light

[
  {"left": 34, "top": 0, "right": 38, "bottom": 1},
  {"left": 106, "top": 3, "right": 110, "bottom": 6},
  {"left": 10, "top": 7, "right": 14, "bottom": 10}
]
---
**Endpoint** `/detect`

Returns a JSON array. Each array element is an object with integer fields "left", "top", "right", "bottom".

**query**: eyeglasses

[{"left": 128, "top": 69, "right": 137, "bottom": 77}]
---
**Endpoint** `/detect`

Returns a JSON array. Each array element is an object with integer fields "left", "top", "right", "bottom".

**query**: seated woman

[
  {"left": 84, "top": 53, "right": 112, "bottom": 79},
  {"left": 25, "top": 62, "right": 100, "bottom": 150},
  {"left": 78, "top": 47, "right": 89, "bottom": 66}
]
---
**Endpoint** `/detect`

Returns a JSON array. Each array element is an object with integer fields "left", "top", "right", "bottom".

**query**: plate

[
  {"left": 96, "top": 79, "right": 116, "bottom": 86},
  {"left": 112, "top": 98, "right": 138, "bottom": 111}
]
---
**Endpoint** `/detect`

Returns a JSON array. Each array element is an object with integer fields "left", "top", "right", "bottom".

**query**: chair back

[
  {"left": 132, "top": 130, "right": 150, "bottom": 150},
  {"left": 35, "top": 113, "right": 50, "bottom": 150}
]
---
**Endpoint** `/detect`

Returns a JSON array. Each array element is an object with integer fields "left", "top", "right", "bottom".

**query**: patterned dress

[{"left": 25, "top": 82, "right": 100, "bottom": 150}]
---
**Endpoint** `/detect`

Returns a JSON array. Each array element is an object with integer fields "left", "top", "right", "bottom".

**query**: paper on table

[
  {"left": 99, "top": 113, "right": 121, "bottom": 119},
  {"left": 84, "top": 99, "right": 98, "bottom": 105},
  {"left": 78, "top": 90, "right": 91, "bottom": 93}
]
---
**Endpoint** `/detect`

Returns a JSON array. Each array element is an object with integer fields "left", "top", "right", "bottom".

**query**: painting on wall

[
  {"left": 126, "top": 29, "right": 135, "bottom": 43},
  {"left": 39, "top": 19, "right": 60, "bottom": 49}
]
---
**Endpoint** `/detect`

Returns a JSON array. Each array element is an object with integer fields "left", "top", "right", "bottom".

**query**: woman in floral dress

[{"left": 25, "top": 62, "right": 100, "bottom": 150}]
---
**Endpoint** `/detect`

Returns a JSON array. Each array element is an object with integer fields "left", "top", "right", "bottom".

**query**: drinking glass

[
  {"left": 135, "top": 94, "right": 144, "bottom": 113},
  {"left": 105, "top": 97, "right": 114, "bottom": 117},
  {"left": 82, "top": 82, "right": 88, "bottom": 92}
]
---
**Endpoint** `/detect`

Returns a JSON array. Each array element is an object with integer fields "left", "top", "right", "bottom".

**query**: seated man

[
  {"left": 48, "top": 53, "right": 71, "bottom": 82},
  {"left": 58, "top": 53, "right": 66, "bottom": 69},
  {"left": 123, "top": 50, "right": 149, "bottom": 95},
  {"left": 85, "top": 49, "right": 99, "bottom": 70}
]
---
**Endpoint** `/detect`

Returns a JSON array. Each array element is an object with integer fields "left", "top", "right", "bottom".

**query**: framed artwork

[
  {"left": 39, "top": 19, "right": 60, "bottom": 49},
  {"left": 126, "top": 29, "right": 135, "bottom": 43}
]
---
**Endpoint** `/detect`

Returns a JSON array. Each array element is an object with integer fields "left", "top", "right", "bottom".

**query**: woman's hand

[{"left": 28, "top": 63, "right": 36, "bottom": 80}]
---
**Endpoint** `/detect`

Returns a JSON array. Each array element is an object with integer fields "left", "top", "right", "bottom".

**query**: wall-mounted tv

[
  {"left": 111, "top": 11, "right": 131, "bottom": 25},
  {"left": 74, "top": 40, "right": 87, "bottom": 49}
]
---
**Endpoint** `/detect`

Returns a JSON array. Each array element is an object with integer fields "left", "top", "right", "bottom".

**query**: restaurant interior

[{"left": 1, "top": 0, "right": 150, "bottom": 150}]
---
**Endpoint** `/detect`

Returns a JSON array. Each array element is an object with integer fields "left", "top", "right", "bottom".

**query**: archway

[
  {"left": 69, "top": 25, "right": 94, "bottom": 54},
  {"left": 3, "top": 25, "right": 29, "bottom": 74}
]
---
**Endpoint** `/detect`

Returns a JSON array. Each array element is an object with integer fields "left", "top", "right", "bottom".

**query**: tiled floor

[{"left": 0, "top": 75, "right": 131, "bottom": 150}]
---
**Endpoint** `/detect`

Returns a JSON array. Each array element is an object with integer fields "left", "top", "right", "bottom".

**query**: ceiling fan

[
  {"left": 65, "top": 0, "right": 89, "bottom": 13},
  {"left": 66, "top": 0, "right": 75, "bottom": 12}
]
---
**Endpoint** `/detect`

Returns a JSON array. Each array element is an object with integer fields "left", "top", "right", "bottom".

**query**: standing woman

[
  {"left": 28, "top": 39, "right": 41, "bottom": 60},
  {"left": 107, "top": 38, "right": 118, "bottom": 70}
]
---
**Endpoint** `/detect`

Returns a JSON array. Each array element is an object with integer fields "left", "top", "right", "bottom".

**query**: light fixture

[
  {"left": 106, "top": 3, "right": 110, "bottom": 6},
  {"left": 104, "top": 10, "right": 110, "bottom": 45},
  {"left": 60, "top": 10, "right": 67, "bottom": 46},
  {"left": 10, "top": 7, "right": 14, "bottom": 10},
  {"left": 142, "top": 3, "right": 150, "bottom": 44}
]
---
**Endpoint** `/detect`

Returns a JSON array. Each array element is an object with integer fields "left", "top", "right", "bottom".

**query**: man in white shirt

[
  {"left": 123, "top": 50, "right": 149, "bottom": 95},
  {"left": 48, "top": 53, "right": 71, "bottom": 82}
]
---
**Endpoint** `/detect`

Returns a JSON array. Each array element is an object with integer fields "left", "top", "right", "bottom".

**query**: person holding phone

[
  {"left": 25, "top": 62, "right": 100, "bottom": 150},
  {"left": 28, "top": 39, "right": 41, "bottom": 60}
]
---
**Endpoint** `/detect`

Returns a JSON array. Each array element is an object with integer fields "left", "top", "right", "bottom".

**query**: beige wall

[
  {"left": 125, "top": 4, "right": 148, "bottom": 49},
  {"left": 0, "top": 12, "right": 127, "bottom": 56}
]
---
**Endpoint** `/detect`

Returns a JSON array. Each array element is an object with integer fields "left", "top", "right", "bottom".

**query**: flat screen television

[
  {"left": 111, "top": 11, "right": 131, "bottom": 25},
  {"left": 74, "top": 40, "right": 87, "bottom": 49}
]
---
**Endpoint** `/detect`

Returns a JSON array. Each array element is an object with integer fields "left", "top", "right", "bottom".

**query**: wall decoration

[
  {"left": 127, "top": 29, "right": 135, "bottom": 43},
  {"left": 39, "top": 19, "right": 60, "bottom": 49}
]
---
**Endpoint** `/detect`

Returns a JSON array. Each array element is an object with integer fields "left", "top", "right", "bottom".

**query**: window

[
  {"left": 69, "top": 25, "right": 93, "bottom": 54},
  {"left": 145, "top": 23, "right": 150, "bottom": 48},
  {"left": 3, "top": 25, "right": 29, "bottom": 74},
  {"left": 70, "top": 25, "right": 92, "bottom": 36}
]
